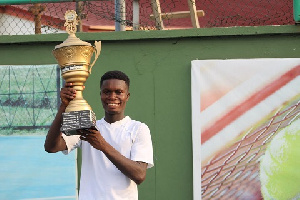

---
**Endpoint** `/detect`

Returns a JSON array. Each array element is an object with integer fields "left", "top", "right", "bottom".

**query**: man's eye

[{"left": 116, "top": 90, "right": 122, "bottom": 95}]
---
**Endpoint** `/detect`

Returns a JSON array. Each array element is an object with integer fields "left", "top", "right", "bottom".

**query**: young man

[{"left": 44, "top": 70, "right": 154, "bottom": 200}]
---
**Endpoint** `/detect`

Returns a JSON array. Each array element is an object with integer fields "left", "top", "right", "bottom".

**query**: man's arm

[
  {"left": 44, "top": 104, "right": 68, "bottom": 153},
  {"left": 101, "top": 142, "right": 148, "bottom": 185},
  {"left": 80, "top": 128, "right": 148, "bottom": 185},
  {"left": 44, "top": 83, "right": 77, "bottom": 153}
]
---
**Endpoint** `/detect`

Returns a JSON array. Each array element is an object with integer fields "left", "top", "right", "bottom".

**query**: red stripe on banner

[{"left": 201, "top": 65, "right": 300, "bottom": 144}]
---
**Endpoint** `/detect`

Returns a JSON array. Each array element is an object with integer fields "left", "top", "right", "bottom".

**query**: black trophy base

[{"left": 61, "top": 110, "right": 96, "bottom": 136}]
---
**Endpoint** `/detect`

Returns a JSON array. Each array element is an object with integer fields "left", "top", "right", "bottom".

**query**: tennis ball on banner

[{"left": 260, "top": 118, "right": 300, "bottom": 200}]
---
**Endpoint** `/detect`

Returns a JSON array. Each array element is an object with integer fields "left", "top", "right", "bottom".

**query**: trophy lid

[{"left": 54, "top": 10, "right": 92, "bottom": 49}]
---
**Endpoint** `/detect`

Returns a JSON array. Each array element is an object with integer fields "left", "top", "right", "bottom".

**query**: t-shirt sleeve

[
  {"left": 61, "top": 133, "right": 81, "bottom": 155},
  {"left": 131, "top": 123, "right": 154, "bottom": 168}
]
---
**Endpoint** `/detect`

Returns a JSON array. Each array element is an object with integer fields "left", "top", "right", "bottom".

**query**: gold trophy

[{"left": 53, "top": 10, "right": 101, "bottom": 135}]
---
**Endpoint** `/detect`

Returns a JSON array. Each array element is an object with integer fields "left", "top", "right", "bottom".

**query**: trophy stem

[{"left": 65, "top": 86, "right": 92, "bottom": 112}]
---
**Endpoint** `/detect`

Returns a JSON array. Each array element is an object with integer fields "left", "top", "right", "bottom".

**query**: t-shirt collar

[{"left": 100, "top": 116, "right": 130, "bottom": 127}]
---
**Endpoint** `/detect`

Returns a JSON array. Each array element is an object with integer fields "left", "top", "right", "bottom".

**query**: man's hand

[
  {"left": 60, "top": 82, "right": 80, "bottom": 107},
  {"left": 79, "top": 127, "right": 106, "bottom": 151}
]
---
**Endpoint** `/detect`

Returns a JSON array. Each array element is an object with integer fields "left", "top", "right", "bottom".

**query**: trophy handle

[{"left": 89, "top": 41, "right": 101, "bottom": 74}]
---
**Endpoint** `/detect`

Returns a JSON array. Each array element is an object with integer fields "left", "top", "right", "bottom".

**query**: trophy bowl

[
  {"left": 53, "top": 44, "right": 100, "bottom": 113},
  {"left": 52, "top": 45, "right": 95, "bottom": 68},
  {"left": 53, "top": 45, "right": 94, "bottom": 86}
]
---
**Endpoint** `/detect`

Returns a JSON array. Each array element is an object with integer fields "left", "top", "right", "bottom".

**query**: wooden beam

[
  {"left": 89, "top": 25, "right": 132, "bottom": 31},
  {"left": 187, "top": 0, "right": 200, "bottom": 28},
  {"left": 28, "top": 3, "right": 45, "bottom": 34},
  {"left": 76, "top": 1, "right": 84, "bottom": 32},
  {"left": 150, "top": 0, "right": 164, "bottom": 30},
  {"left": 150, "top": 10, "right": 204, "bottom": 20}
]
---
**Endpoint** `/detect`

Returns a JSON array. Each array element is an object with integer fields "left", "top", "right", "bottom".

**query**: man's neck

[{"left": 104, "top": 113, "right": 125, "bottom": 124}]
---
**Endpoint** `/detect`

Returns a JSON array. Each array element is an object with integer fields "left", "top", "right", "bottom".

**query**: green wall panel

[{"left": 1, "top": 26, "right": 300, "bottom": 200}]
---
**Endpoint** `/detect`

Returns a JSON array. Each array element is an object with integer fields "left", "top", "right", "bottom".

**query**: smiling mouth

[{"left": 107, "top": 103, "right": 120, "bottom": 107}]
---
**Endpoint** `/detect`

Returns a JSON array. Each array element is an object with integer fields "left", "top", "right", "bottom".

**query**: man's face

[{"left": 100, "top": 79, "right": 130, "bottom": 115}]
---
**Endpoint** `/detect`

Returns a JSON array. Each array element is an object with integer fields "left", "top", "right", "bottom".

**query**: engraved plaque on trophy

[{"left": 52, "top": 10, "right": 101, "bottom": 135}]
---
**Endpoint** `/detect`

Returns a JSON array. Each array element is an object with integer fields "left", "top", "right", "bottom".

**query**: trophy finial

[
  {"left": 54, "top": 10, "right": 91, "bottom": 49},
  {"left": 64, "top": 10, "right": 78, "bottom": 35}
]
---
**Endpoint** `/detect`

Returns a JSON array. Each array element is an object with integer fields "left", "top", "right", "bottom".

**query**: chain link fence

[
  {"left": 0, "top": 65, "right": 61, "bottom": 135},
  {"left": 0, "top": 0, "right": 295, "bottom": 35}
]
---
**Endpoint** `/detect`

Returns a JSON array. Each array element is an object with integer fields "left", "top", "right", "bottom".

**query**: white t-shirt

[{"left": 62, "top": 116, "right": 154, "bottom": 200}]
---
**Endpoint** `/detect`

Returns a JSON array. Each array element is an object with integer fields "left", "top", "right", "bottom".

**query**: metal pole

[
  {"left": 33, "top": 66, "right": 35, "bottom": 126},
  {"left": 115, "top": 0, "right": 126, "bottom": 31},
  {"left": 56, "top": 65, "right": 61, "bottom": 110},
  {"left": 8, "top": 66, "right": 11, "bottom": 128},
  {"left": 132, "top": 0, "right": 139, "bottom": 30}
]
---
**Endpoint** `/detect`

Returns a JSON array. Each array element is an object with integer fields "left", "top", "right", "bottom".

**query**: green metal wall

[{"left": 1, "top": 26, "right": 300, "bottom": 199}]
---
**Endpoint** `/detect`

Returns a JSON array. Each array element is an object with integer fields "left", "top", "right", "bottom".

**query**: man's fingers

[
  {"left": 78, "top": 129, "right": 91, "bottom": 135},
  {"left": 61, "top": 88, "right": 76, "bottom": 97},
  {"left": 64, "top": 82, "right": 84, "bottom": 90},
  {"left": 80, "top": 135, "right": 87, "bottom": 140},
  {"left": 64, "top": 82, "right": 73, "bottom": 87}
]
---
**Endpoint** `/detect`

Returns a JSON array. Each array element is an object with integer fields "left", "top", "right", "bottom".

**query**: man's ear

[{"left": 127, "top": 92, "right": 130, "bottom": 100}]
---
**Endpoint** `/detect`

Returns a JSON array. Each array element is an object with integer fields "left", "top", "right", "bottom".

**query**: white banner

[{"left": 192, "top": 58, "right": 300, "bottom": 199}]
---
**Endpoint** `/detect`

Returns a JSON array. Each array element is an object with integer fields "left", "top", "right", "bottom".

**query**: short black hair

[{"left": 100, "top": 70, "right": 130, "bottom": 89}]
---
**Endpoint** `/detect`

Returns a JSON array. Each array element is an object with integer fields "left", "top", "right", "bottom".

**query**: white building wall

[{"left": 0, "top": 13, "right": 65, "bottom": 35}]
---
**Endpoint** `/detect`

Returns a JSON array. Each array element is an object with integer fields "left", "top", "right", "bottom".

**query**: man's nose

[{"left": 108, "top": 92, "right": 117, "bottom": 98}]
